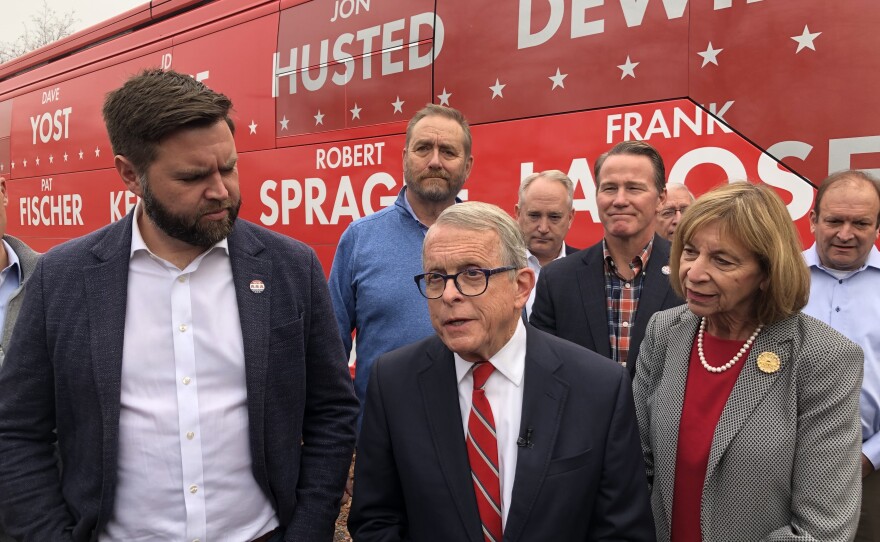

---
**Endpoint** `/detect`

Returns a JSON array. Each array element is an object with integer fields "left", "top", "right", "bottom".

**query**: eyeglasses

[
  {"left": 414, "top": 266, "right": 516, "bottom": 299},
  {"left": 659, "top": 206, "right": 689, "bottom": 219}
]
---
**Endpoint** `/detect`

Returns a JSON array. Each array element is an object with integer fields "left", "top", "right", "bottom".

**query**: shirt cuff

[{"left": 863, "top": 432, "right": 880, "bottom": 470}]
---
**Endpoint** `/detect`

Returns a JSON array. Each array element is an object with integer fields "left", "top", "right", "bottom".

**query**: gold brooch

[{"left": 757, "top": 352, "right": 781, "bottom": 374}]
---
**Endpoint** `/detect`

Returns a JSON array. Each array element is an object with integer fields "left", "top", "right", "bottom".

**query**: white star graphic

[
  {"left": 78, "top": 150, "right": 84, "bottom": 160},
  {"left": 64, "top": 152, "right": 68, "bottom": 162},
  {"left": 617, "top": 56, "right": 639, "bottom": 79},
  {"left": 350, "top": 103, "right": 362, "bottom": 120},
  {"left": 0, "top": 163, "right": 3, "bottom": 171},
  {"left": 314, "top": 110, "right": 325, "bottom": 125},
  {"left": 35, "top": 156, "right": 41, "bottom": 166},
  {"left": 392, "top": 96, "right": 404, "bottom": 114},
  {"left": 49, "top": 155, "right": 54, "bottom": 164},
  {"left": 437, "top": 88, "right": 452, "bottom": 106},
  {"left": 489, "top": 78, "right": 506, "bottom": 99},
  {"left": 248, "top": 120, "right": 257, "bottom": 134},
  {"left": 95, "top": 146, "right": 101, "bottom": 157},
  {"left": 698, "top": 42, "right": 723, "bottom": 67},
  {"left": 279, "top": 116, "right": 290, "bottom": 131},
  {"left": 10, "top": 162, "right": 14, "bottom": 169},
  {"left": 791, "top": 25, "right": 821, "bottom": 53},
  {"left": 549, "top": 68, "right": 568, "bottom": 90},
  {"left": 22, "top": 159, "right": 27, "bottom": 167}
]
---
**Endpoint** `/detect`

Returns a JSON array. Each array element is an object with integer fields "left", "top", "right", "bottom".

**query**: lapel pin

[
  {"left": 757, "top": 352, "right": 780, "bottom": 374},
  {"left": 661, "top": 265, "right": 670, "bottom": 275},
  {"left": 249, "top": 279, "right": 266, "bottom": 294}
]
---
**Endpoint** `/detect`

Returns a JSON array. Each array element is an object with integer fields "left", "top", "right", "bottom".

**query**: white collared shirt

[
  {"left": 102, "top": 208, "right": 277, "bottom": 541},
  {"left": 525, "top": 244, "right": 567, "bottom": 318},
  {"left": 454, "top": 319, "right": 527, "bottom": 529}
]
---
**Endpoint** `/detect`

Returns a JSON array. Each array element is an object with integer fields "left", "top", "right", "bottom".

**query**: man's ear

[{"left": 115, "top": 155, "right": 143, "bottom": 197}]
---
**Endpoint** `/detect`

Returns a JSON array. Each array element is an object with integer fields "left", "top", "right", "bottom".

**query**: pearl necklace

[{"left": 698, "top": 317, "right": 763, "bottom": 373}]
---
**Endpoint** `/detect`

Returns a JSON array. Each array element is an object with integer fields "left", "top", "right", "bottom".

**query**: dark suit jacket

[
  {"left": 0, "top": 214, "right": 359, "bottom": 542},
  {"left": 348, "top": 325, "right": 655, "bottom": 541},
  {"left": 564, "top": 243, "right": 579, "bottom": 256},
  {"left": 530, "top": 234, "right": 682, "bottom": 377}
]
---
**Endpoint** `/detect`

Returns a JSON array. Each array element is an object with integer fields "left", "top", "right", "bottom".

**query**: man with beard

[
  {"left": 329, "top": 104, "right": 474, "bottom": 426},
  {"left": 0, "top": 70, "right": 358, "bottom": 542}
]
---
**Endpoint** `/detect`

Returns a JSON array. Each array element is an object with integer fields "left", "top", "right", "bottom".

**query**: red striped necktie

[{"left": 467, "top": 361, "right": 503, "bottom": 542}]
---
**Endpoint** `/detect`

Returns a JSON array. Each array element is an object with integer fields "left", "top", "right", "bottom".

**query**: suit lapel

[
  {"left": 504, "top": 327, "right": 568, "bottom": 542},
  {"left": 634, "top": 236, "right": 673, "bottom": 334},
  {"left": 653, "top": 310, "right": 699, "bottom": 524},
  {"left": 418, "top": 338, "right": 483, "bottom": 542},
  {"left": 576, "top": 245, "right": 611, "bottom": 357},
  {"left": 227, "top": 223, "right": 271, "bottom": 482},
  {"left": 83, "top": 215, "right": 134, "bottom": 525},
  {"left": 704, "top": 318, "right": 793, "bottom": 480}
]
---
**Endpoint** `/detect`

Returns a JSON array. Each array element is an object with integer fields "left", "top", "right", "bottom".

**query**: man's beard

[
  {"left": 141, "top": 181, "right": 241, "bottom": 248},
  {"left": 404, "top": 161, "right": 467, "bottom": 203}
]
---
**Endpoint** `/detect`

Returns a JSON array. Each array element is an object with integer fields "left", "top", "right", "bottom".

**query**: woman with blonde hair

[{"left": 634, "top": 181, "right": 862, "bottom": 541}]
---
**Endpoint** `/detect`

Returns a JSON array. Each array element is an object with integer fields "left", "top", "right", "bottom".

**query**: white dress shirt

[
  {"left": 525, "top": 244, "right": 567, "bottom": 317},
  {"left": 454, "top": 319, "right": 527, "bottom": 529},
  {"left": 102, "top": 209, "right": 277, "bottom": 542}
]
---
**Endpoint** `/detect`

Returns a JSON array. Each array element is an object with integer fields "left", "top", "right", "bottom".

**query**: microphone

[{"left": 517, "top": 427, "right": 533, "bottom": 448}]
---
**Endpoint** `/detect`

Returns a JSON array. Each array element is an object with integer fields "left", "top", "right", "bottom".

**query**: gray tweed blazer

[
  {"left": 0, "top": 235, "right": 40, "bottom": 368},
  {"left": 634, "top": 305, "right": 863, "bottom": 542}
]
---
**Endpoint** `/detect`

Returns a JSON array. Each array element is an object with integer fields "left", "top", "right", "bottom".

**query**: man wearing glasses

[
  {"left": 654, "top": 182, "right": 694, "bottom": 241},
  {"left": 348, "top": 202, "right": 654, "bottom": 541}
]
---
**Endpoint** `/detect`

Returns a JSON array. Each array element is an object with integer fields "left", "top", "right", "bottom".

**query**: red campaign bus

[{"left": 0, "top": 0, "right": 879, "bottom": 268}]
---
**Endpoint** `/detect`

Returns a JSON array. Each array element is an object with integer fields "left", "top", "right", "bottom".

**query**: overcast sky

[{"left": 1, "top": 1, "right": 146, "bottom": 45}]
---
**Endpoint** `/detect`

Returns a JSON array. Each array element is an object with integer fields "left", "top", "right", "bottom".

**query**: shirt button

[
  {"left": 189, "top": 484, "right": 198, "bottom": 494},
  {"left": 624, "top": 283, "right": 631, "bottom": 288},
  {"left": 622, "top": 321, "right": 630, "bottom": 328},
  {"left": 186, "top": 432, "right": 195, "bottom": 440},
  {"left": 182, "top": 376, "right": 191, "bottom": 385},
  {"left": 179, "top": 276, "right": 187, "bottom": 283},
  {"left": 179, "top": 324, "right": 187, "bottom": 332},
  {"left": 193, "top": 539, "right": 200, "bottom": 542},
  {"left": 835, "top": 307, "right": 841, "bottom": 312}
]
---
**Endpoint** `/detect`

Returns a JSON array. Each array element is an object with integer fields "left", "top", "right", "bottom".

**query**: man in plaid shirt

[{"left": 530, "top": 141, "right": 683, "bottom": 377}]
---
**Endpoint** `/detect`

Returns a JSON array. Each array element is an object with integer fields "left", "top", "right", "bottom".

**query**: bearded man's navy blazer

[{"left": 0, "top": 213, "right": 359, "bottom": 542}]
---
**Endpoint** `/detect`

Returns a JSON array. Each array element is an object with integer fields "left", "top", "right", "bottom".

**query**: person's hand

[
  {"left": 340, "top": 453, "right": 355, "bottom": 505},
  {"left": 863, "top": 454, "right": 875, "bottom": 479},
  {"left": 340, "top": 472, "right": 354, "bottom": 505}
]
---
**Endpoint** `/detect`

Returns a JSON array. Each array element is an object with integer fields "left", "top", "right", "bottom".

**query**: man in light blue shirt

[
  {"left": 803, "top": 169, "right": 880, "bottom": 542},
  {"left": 328, "top": 104, "right": 474, "bottom": 426},
  {"left": 0, "top": 176, "right": 39, "bottom": 542},
  {"left": 0, "top": 176, "right": 39, "bottom": 369}
]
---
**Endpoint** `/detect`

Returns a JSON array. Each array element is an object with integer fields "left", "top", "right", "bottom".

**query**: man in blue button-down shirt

[
  {"left": 0, "top": 176, "right": 39, "bottom": 370},
  {"left": 0, "top": 176, "right": 40, "bottom": 542},
  {"left": 803, "top": 169, "right": 880, "bottom": 542}
]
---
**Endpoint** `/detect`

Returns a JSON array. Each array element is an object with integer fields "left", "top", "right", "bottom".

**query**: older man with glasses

[
  {"left": 654, "top": 182, "right": 694, "bottom": 241},
  {"left": 349, "top": 201, "right": 654, "bottom": 542}
]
